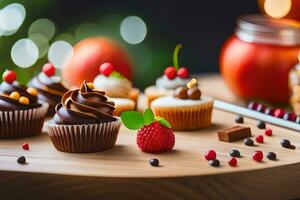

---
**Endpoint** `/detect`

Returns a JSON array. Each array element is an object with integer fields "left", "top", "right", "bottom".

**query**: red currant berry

[
  {"left": 256, "top": 135, "right": 264, "bottom": 143},
  {"left": 274, "top": 108, "right": 285, "bottom": 118},
  {"left": 164, "top": 66, "right": 177, "bottom": 79},
  {"left": 228, "top": 157, "right": 237, "bottom": 167},
  {"left": 204, "top": 150, "right": 216, "bottom": 161},
  {"left": 42, "top": 63, "right": 56, "bottom": 77},
  {"left": 2, "top": 70, "right": 17, "bottom": 83},
  {"left": 100, "top": 62, "right": 114, "bottom": 76},
  {"left": 252, "top": 150, "right": 263, "bottom": 162},
  {"left": 22, "top": 143, "right": 29, "bottom": 150},
  {"left": 265, "top": 129, "right": 272, "bottom": 136},
  {"left": 177, "top": 67, "right": 189, "bottom": 78}
]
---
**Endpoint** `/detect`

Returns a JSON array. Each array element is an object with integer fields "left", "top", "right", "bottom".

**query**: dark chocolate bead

[
  {"left": 17, "top": 156, "right": 26, "bottom": 164},
  {"left": 149, "top": 158, "right": 159, "bottom": 167},
  {"left": 266, "top": 152, "right": 277, "bottom": 160},
  {"left": 257, "top": 121, "right": 266, "bottom": 129},
  {"left": 209, "top": 159, "right": 220, "bottom": 167},
  {"left": 235, "top": 116, "right": 244, "bottom": 124},
  {"left": 230, "top": 149, "right": 240, "bottom": 157},
  {"left": 281, "top": 139, "right": 291, "bottom": 148},
  {"left": 244, "top": 138, "right": 254, "bottom": 146},
  {"left": 290, "top": 145, "right": 296, "bottom": 150}
]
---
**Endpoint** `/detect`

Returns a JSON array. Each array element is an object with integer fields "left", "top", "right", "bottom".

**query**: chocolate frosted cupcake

[
  {"left": 0, "top": 70, "right": 48, "bottom": 138},
  {"left": 46, "top": 81, "right": 121, "bottom": 153},
  {"left": 151, "top": 79, "right": 213, "bottom": 131},
  {"left": 28, "top": 63, "right": 68, "bottom": 116}
]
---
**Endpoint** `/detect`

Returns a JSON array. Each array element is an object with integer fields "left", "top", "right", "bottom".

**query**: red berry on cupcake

[
  {"left": 121, "top": 108, "right": 175, "bottom": 153},
  {"left": 3, "top": 70, "right": 17, "bottom": 83},
  {"left": 164, "top": 67, "right": 177, "bottom": 79},
  {"left": 164, "top": 44, "right": 189, "bottom": 80},
  {"left": 100, "top": 62, "right": 114, "bottom": 77},
  {"left": 177, "top": 67, "right": 189, "bottom": 78},
  {"left": 42, "top": 63, "right": 56, "bottom": 77}
]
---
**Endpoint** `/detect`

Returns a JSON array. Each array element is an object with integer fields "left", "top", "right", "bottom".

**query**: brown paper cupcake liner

[
  {"left": 0, "top": 103, "right": 49, "bottom": 139},
  {"left": 152, "top": 101, "right": 213, "bottom": 131},
  {"left": 46, "top": 119, "right": 121, "bottom": 153}
]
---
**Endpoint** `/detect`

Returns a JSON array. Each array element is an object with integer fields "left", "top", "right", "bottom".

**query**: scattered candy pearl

[
  {"left": 204, "top": 150, "right": 216, "bottom": 161},
  {"left": 257, "top": 121, "right": 266, "bottom": 129},
  {"left": 149, "top": 158, "right": 159, "bottom": 167},
  {"left": 264, "top": 129, "right": 272, "bottom": 136},
  {"left": 22, "top": 143, "right": 29, "bottom": 150},
  {"left": 281, "top": 139, "right": 291, "bottom": 149},
  {"left": 3, "top": 70, "right": 17, "bottom": 83},
  {"left": 19, "top": 96, "right": 29, "bottom": 105},
  {"left": 252, "top": 150, "right": 263, "bottom": 162},
  {"left": 256, "top": 135, "right": 264, "bottom": 143},
  {"left": 9, "top": 91, "right": 20, "bottom": 100},
  {"left": 230, "top": 149, "right": 240, "bottom": 157},
  {"left": 244, "top": 138, "right": 254, "bottom": 146},
  {"left": 235, "top": 115, "right": 244, "bottom": 123},
  {"left": 266, "top": 152, "right": 277, "bottom": 160},
  {"left": 209, "top": 159, "right": 220, "bottom": 167},
  {"left": 228, "top": 157, "right": 237, "bottom": 167},
  {"left": 17, "top": 156, "right": 26, "bottom": 164}
]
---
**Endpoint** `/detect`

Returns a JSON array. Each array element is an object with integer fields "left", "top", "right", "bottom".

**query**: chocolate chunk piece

[{"left": 218, "top": 126, "right": 252, "bottom": 142}]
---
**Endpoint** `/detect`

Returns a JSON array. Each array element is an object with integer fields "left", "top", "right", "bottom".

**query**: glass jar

[{"left": 220, "top": 14, "right": 300, "bottom": 103}]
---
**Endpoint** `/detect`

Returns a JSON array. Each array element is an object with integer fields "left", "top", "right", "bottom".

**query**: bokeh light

[
  {"left": 28, "top": 18, "right": 55, "bottom": 41},
  {"left": 48, "top": 40, "right": 73, "bottom": 69},
  {"left": 54, "top": 33, "right": 75, "bottom": 45},
  {"left": 11, "top": 38, "right": 39, "bottom": 68},
  {"left": 264, "top": 0, "right": 292, "bottom": 19},
  {"left": 29, "top": 33, "right": 49, "bottom": 58},
  {"left": 120, "top": 16, "right": 147, "bottom": 44},
  {"left": 75, "top": 22, "right": 101, "bottom": 41},
  {"left": 0, "top": 3, "right": 26, "bottom": 34}
]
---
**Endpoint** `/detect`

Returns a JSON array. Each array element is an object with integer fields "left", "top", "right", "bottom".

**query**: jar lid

[{"left": 236, "top": 14, "right": 300, "bottom": 46}]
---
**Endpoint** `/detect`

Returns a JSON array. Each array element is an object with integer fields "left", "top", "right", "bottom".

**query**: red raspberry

[
  {"left": 22, "top": 143, "right": 29, "bottom": 150},
  {"left": 274, "top": 108, "right": 285, "bottom": 118},
  {"left": 228, "top": 157, "right": 237, "bottom": 167},
  {"left": 256, "top": 135, "right": 264, "bottom": 143},
  {"left": 177, "top": 67, "right": 189, "bottom": 78},
  {"left": 42, "top": 63, "right": 56, "bottom": 77},
  {"left": 100, "top": 62, "right": 114, "bottom": 76},
  {"left": 252, "top": 150, "right": 263, "bottom": 162},
  {"left": 164, "top": 66, "right": 177, "bottom": 79},
  {"left": 2, "top": 70, "right": 17, "bottom": 83},
  {"left": 265, "top": 129, "right": 272, "bottom": 136},
  {"left": 137, "top": 121, "right": 175, "bottom": 153},
  {"left": 204, "top": 150, "right": 216, "bottom": 161}
]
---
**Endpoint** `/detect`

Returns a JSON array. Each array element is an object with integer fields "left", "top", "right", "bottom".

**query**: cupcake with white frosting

[
  {"left": 151, "top": 79, "right": 213, "bottom": 131},
  {"left": 145, "top": 44, "right": 191, "bottom": 105},
  {"left": 93, "top": 62, "right": 139, "bottom": 115}
]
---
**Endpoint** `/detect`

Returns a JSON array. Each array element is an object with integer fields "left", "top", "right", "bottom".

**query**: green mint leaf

[
  {"left": 121, "top": 111, "right": 144, "bottom": 130},
  {"left": 143, "top": 108, "right": 155, "bottom": 125},
  {"left": 110, "top": 71, "right": 126, "bottom": 80},
  {"left": 155, "top": 116, "right": 172, "bottom": 128}
]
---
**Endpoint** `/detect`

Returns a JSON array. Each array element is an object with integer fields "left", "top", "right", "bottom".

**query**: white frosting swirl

[
  {"left": 156, "top": 75, "right": 190, "bottom": 90},
  {"left": 151, "top": 96, "right": 213, "bottom": 107},
  {"left": 93, "top": 75, "right": 132, "bottom": 98}
]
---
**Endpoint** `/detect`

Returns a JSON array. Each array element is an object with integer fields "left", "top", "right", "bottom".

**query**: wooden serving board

[{"left": 1, "top": 108, "right": 300, "bottom": 199}]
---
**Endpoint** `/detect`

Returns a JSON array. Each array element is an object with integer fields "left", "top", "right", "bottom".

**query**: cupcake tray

[{"left": 0, "top": 108, "right": 300, "bottom": 199}]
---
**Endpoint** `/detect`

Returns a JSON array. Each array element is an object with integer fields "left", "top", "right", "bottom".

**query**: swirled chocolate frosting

[
  {"left": 53, "top": 81, "right": 116, "bottom": 125},
  {"left": 28, "top": 73, "right": 68, "bottom": 113},
  {"left": 0, "top": 81, "right": 41, "bottom": 111}
]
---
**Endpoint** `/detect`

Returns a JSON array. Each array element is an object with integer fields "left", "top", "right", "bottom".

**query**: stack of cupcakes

[
  {"left": 0, "top": 70, "right": 48, "bottom": 138},
  {"left": 93, "top": 62, "right": 139, "bottom": 116}
]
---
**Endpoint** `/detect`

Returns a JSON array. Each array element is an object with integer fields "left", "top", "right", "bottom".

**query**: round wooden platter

[{"left": 1, "top": 109, "right": 300, "bottom": 199}]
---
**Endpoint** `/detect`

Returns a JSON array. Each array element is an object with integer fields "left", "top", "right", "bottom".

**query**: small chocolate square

[{"left": 218, "top": 126, "right": 252, "bottom": 142}]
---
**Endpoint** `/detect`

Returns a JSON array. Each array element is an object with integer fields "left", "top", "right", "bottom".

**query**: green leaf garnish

[
  {"left": 173, "top": 44, "right": 182, "bottom": 70},
  {"left": 155, "top": 116, "right": 172, "bottom": 128},
  {"left": 110, "top": 71, "right": 126, "bottom": 80},
  {"left": 143, "top": 108, "right": 155, "bottom": 125},
  {"left": 121, "top": 111, "right": 144, "bottom": 130}
]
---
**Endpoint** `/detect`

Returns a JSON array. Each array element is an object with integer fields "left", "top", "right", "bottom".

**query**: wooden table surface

[{"left": 1, "top": 74, "right": 300, "bottom": 200}]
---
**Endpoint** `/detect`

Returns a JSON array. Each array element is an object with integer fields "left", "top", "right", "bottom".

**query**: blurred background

[{"left": 0, "top": 0, "right": 259, "bottom": 89}]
